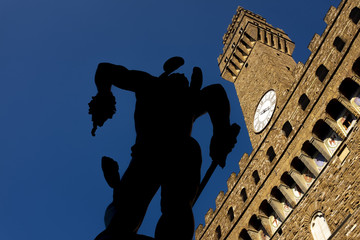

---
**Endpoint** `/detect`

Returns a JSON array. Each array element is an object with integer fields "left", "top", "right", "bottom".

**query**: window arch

[
  {"left": 326, "top": 99, "right": 356, "bottom": 134},
  {"left": 312, "top": 120, "right": 333, "bottom": 141},
  {"left": 312, "top": 120, "right": 343, "bottom": 156},
  {"left": 339, "top": 78, "right": 360, "bottom": 113},
  {"left": 311, "top": 212, "right": 331, "bottom": 240},
  {"left": 280, "top": 172, "right": 296, "bottom": 188},
  {"left": 339, "top": 78, "right": 360, "bottom": 100},
  {"left": 302, "top": 141, "right": 327, "bottom": 172},
  {"left": 271, "top": 187, "right": 285, "bottom": 202},
  {"left": 280, "top": 172, "right": 303, "bottom": 203},
  {"left": 239, "top": 229, "right": 252, "bottom": 240},
  {"left": 353, "top": 57, "right": 360, "bottom": 77},
  {"left": 249, "top": 215, "right": 262, "bottom": 231}
]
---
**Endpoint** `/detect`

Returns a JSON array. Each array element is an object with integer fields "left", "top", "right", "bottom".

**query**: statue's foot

[{"left": 101, "top": 156, "right": 121, "bottom": 189}]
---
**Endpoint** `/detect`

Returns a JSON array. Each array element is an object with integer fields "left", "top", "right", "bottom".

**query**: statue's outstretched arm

[
  {"left": 89, "top": 63, "right": 156, "bottom": 136},
  {"left": 95, "top": 63, "right": 156, "bottom": 93}
]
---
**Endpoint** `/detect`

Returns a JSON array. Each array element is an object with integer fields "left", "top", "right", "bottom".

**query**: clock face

[{"left": 253, "top": 90, "right": 276, "bottom": 133}]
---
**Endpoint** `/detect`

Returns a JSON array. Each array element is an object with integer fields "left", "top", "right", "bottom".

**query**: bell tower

[{"left": 218, "top": 7, "right": 296, "bottom": 148}]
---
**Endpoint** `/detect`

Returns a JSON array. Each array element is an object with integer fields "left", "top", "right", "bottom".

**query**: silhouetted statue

[{"left": 89, "top": 57, "right": 240, "bottom": 240}]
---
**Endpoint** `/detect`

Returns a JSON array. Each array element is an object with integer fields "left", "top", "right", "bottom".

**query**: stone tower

[
  {"left": 218, "top": 7, "right": 296, "bottom": 148},
  {"left": 196, "top": 1, "right": 360, "bottom": 240}
]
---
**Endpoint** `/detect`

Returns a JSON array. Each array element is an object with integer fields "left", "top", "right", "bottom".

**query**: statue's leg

[
  {"left": 155, "top": 138, "right": 201, "bottom": 240},
  {"left": 97, "top": 155, "right": 160, "bottom": 240}
]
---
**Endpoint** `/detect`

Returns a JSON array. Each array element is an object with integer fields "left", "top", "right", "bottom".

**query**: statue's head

[{"left": 159, "top": 56, "right": 184, "bottom": 79}]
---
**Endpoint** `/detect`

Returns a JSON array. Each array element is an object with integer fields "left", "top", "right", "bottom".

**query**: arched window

[
  {"left": 326, "top": 99, "right": 356, "bottom": 134},
  {"left": 241, "top": 188, "right": 248, "bottom": 202},
  {"left": 281, "top": 172, "right": 303, "bottom": 203},
  {"left": 302, "top": 141, "right": 327, "bottom": 172},
  {"left": 291, "top": 157, "right": 315, "bottom": 189},
  {"left": 311, "top": 212, "right": 331, "bottom": 240},
  {"left": 271, "top": 187, "right": 293, "bottom": 217},
  {"left": 312, "top": 120, "right": 342, "bottom": 156},
  {"left": 349, "top": 7, "right": 360, "bottom": 24},
  {"left": 312, "top": 120, "right": 333, "bottom": 141},
  {"left": 271, "top": 187, "right": 285, "bottom": 202},
  {"left": 239, "top": 229, "right": 252, "bottom": 240},
  {"left": 249, "top": 215, "right": 262, "bottom": 231},
  {"left": 353, "top": 57, "right": 360, "bottom": 77},
  {"left": 339, "top": 78, "right": 360, "bottom": 100},
  {"left": 339, "top": 78, "right": 360, "bottom": 113},
  {"left": 228, "top": 207, "right": 234, "bottom": 222}
]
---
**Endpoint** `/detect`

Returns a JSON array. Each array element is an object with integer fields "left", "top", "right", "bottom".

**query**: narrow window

[
  {"left": 232, "top": 42, "right": 236, "bottom": 48},
  {"left": 278, "top": 38, "right": 282, "bottom": 50},
  {"left": 257, "top": 28, "right": 261, "bottom": 41},
  {"left": 241, "top": 188, "right": 248, "bottom": 202},
  {"left": 282, "top": 121, "right": 292, "bottom": 137},
  {"left": 228, "top": 207, "right": 234, "bottom": 222},
  {"left": 333, "top": 37, "right": 345, "bottom": 52},
  {"left": 349, "top": 7, "right": 360, "bottom": 24},
  {"left": 271, "top": 34, "right": 275, "bottom": 46},
  {"left": 316, "top": 65, "right": 329, "bottom": 82},
  {"left": 216, "top": 226, "right": 222, "bottom": 240},
  {"left": 252, "top": 170, "right": 260, "bottom": 184},
  {"left": 299, "top": 94, "right": 310, "bottom": 110},
  {"left": 352, "top": 57, "right": 360, "bottom": 77},
  {"left": 267, "top": 146, "right": 276, "bottom": 162},
  {"left": 311, "top": 212, "right": 332, "bottom": 240}
]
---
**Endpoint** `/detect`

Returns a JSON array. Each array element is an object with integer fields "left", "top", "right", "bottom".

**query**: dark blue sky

[{"left": 1, "top": 0, "right": 340, "bottom": 239}]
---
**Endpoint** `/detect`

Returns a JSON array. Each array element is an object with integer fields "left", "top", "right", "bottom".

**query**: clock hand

[{"left": 260, "top": 106, "right": 270, "bottom": 115}]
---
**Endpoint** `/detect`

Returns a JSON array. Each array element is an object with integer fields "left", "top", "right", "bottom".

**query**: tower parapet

[{"left": 218, "top": 7, "right": 294, "bottom": 83}]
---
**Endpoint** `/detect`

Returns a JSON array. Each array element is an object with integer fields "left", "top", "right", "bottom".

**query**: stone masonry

[{"left": 196, "top": 1, "right": 360, "bottom": 239}]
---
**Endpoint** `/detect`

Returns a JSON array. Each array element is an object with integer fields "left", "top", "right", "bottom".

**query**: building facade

[{"left": 195, "top": 0, "right": 360, "bottom": 239}]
